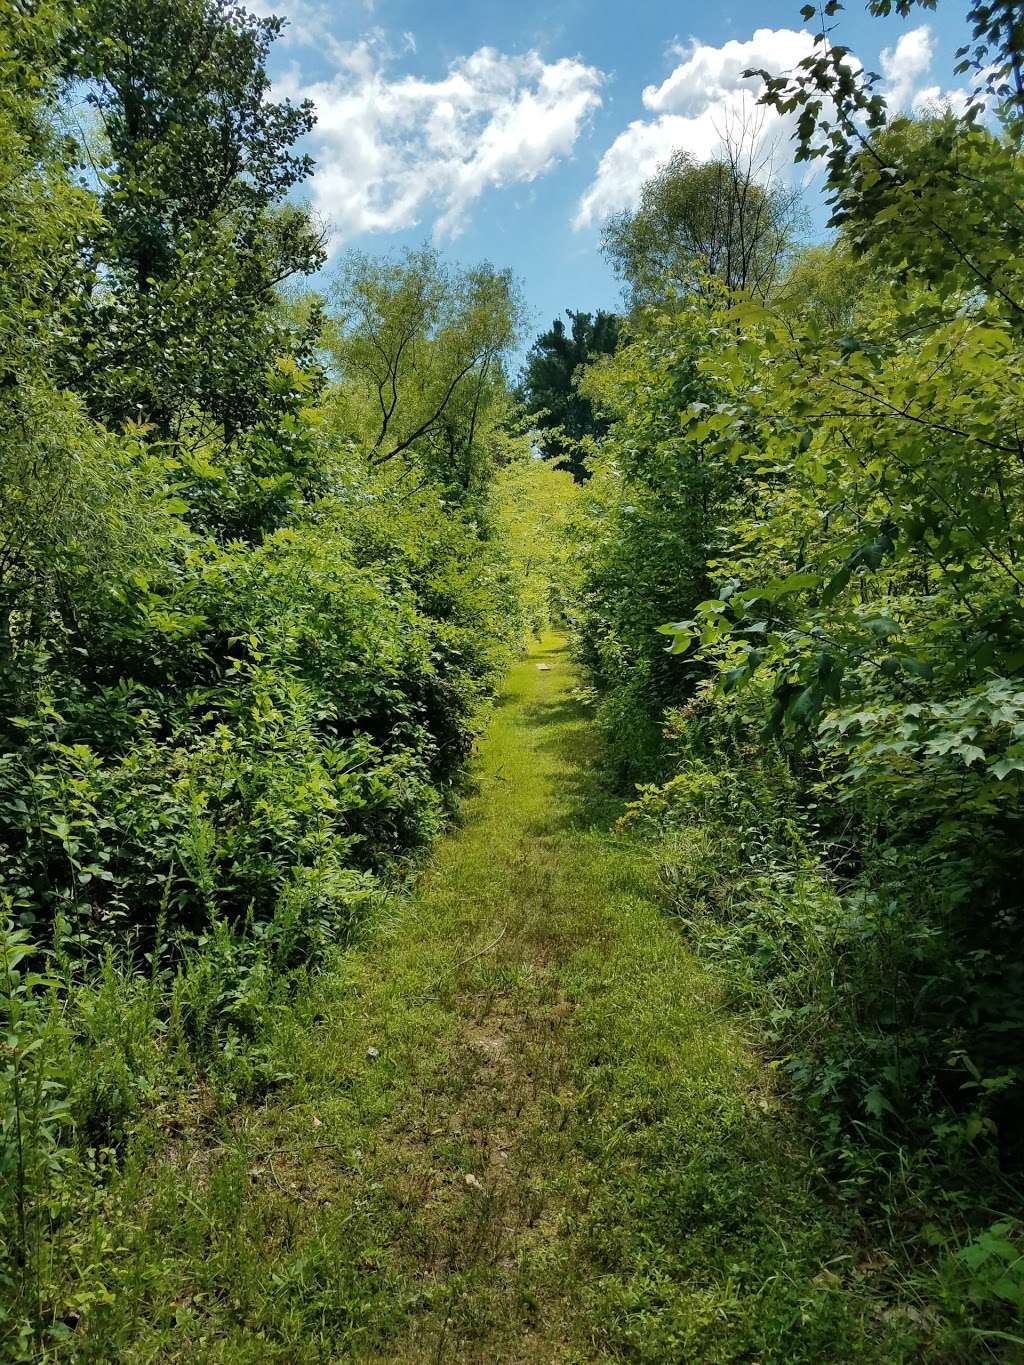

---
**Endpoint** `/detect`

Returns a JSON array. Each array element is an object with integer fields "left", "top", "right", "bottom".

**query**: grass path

[{"left": 96, "top": 635, "right": 923, "bottom": 1362}]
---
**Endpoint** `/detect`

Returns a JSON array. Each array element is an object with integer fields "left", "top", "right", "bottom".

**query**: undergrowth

[
  {"left": 613, "top": 686, "right": 1024, "bottom": 1349},
  {"left": 0, "top": 639, "right": 986, "bottom": 1361}
]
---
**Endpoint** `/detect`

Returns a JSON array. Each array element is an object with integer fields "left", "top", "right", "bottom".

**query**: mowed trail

[{"left": 105, "top": 637, "right": 919, "bottom": 1362}]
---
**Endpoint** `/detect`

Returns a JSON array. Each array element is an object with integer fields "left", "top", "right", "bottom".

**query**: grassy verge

[{"left": 16, "top": 636, "right": 962, "bottom": 1360}]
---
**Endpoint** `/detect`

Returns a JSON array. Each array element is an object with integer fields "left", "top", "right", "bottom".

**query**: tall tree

[
  {"left": 601, "top": 136, "right": 801, "bottom": 306},
  {"left": 325, "top": 247, "right": 523, "bottom": 496},
  {"left": 58, "top": 0, "right": 326, "bottom": 442},
  {"left": 518, "top": 309, "right": 620, "bottom": 481},
  {"left": 0, "top": 0, "right": 95, "bottom": 390}
]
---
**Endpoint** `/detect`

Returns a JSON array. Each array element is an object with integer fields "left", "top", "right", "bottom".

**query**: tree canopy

[
  {"left": 58, "top": 0, "right": 326, "bottom": 443},
  {"left": 324, "top": 247, "right": 524, "bottom": 498},
  {"left": 601, "top": 142, "right": 802, "bottom": 305},
  {"left": 518, "top": 309, "right": 620, "bottom": 481}
]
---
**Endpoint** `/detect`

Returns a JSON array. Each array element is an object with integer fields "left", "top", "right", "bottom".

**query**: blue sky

[{"left": 257, "top": 0, "right": 975, "bottom": 358}]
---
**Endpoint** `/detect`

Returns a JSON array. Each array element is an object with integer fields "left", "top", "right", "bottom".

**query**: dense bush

[
  {"left": 0, "top": 435, "right": 518, "bottom": 947},
  {"left": 617, "top": 686, "right": 1021, "bottom": 1167},
  {"left": 0, "top": 428, "right": 526, "bottom": 1350},
  {"left": 562, "top": 300, "right": 738, "bottom": 781},
  {"left": 0, "top": 1, "right": 534, "bottom": 1349},
  {"left": 560, "top": 0, "right": 1024, "bottom": 1258}
]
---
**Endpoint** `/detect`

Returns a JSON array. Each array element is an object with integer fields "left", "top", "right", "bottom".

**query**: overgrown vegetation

[
  {"left": 0, "top": 0, "right": 539, "bottom": 1352},
  {"left": 4, "top": 0, "right": 1024, "bottom": 1354},
  {"left": 1, "top": 641, "right": 970, "bottom": 1362},
  {"left": 558, "top": 0, "right": 1024, "bottom": 1342}
]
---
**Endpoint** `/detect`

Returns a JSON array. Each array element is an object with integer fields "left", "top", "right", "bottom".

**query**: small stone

[
  {"left": 464, "top": 1173, "right": 483, "bottom": 1190},
  {"left": 366, "top": 1046, "right": 380, "bottom": 1059}
]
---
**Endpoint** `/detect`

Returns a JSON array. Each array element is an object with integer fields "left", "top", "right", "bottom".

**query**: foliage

[
  {"left": 601, "top": 144, "right": 802, "bottom": 306},
  {"left": 0, "top": 0, "right": 96, "bottom": 390},
  {"left": 563, "top": 0, "right": 1024, "bottom": 1282},
  {"left": 561, "top": 288, "right": 741, "bottom": 781},
  {"left": 59, "top": 0, "right": 326, "bottom": 443},
  {"left": 755, "top": 5, "right": 1023, "bottom": 320},
  {"left": 4, "top": 0, "right": 1024, "bottom": 1351},
  {"left": 491, "top": 459, "right": 579, "bottom": 633},
  {"left": 0, "top": 914, "right": 69, "bottom": 1357},
  {"left": 0, "top": 1, "right": 532, "bottom": 1349},
  {"left": 325, "top": 246, "right": 524, "bottom": 498},
  {"left": 614, "top": 686, "right": 1024, "bottom": 1350},
  {"left": 0, "top": 642, "right": 966, "bottom": 1361},
  {"left": 517, "top": 309, "right": 620, "bottom": 480}
]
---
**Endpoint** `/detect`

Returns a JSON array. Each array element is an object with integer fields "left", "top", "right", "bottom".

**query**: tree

[
  {"left": 518, "top": 309, "right": 620, "bottom": 481},
  {"left": 601, "top": 133, "right": 802, "bottom": 306},
  {"left": 325, "top": 247, "right": 524, "bottom": 497},
  {"left": 57, "top": 0, "right": 327, "bottom": 442},
  {"left": 0, "top": 0, "right": 96, "bottom": 391},
  {"left": 755, "top": 5, "right": 1024, "bottom": 327},
  {"left": 492, "top": 458, "right": 578, "bottom": 633},
  {"left": 562, "top": 294, "right": 742, "bottom": 778},
  {"left": 775, "top": 239, "right": 869, "bottom": 331},
  {"left": 0, "top": 0, "right": 177, "bottom": 626}
]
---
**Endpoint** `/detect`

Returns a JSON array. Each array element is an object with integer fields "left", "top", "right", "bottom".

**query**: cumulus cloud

[
  {"left": 879, "top": 26, "right": 934, "bottom": 110},
  {"left": 573, "top": 22, "right": 970, "bottom": 232},
  {"left": 883, "top": 29, "right": 973, "bottom": 117},
  {"left": 574, "top": 28, "right": 817, "bottom": 230},
  {"left": 279, "top": 41, "right": 604, "bottom": 245}
]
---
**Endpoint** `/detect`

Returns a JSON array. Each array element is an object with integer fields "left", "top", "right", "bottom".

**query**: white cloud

[
  {"left": 642, "top": 27, "right": 817, "bottom": 117},
  {"left": 880, "top": 26, "right": 933, "bottom": 110},
  {"left": 912, "top": 84, "right": 971, "bottom": 116},
  {"left": 574, "top": 21, "right": 972, "bottom": 232},
  {"left": 280, "top": 41, "right": 604, "bottom": 245},
  {"left": 881, "top": 27, "right": 974, "bottom": 117},
  {"left": 879, "top": 25, "right": 972, "bottom": 116},
  {"left": 574, "top": 28, "right": 817, "bottom": 229}
]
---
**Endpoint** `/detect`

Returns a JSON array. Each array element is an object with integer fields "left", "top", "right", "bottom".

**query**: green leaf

[{"left": 864, "top": 1086, "right": 894, "bottom": 1119}]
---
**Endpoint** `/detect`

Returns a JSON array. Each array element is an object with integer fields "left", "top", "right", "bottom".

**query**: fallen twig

[{"left": 452, "top": 925, "right": 507, "bottom": 971}]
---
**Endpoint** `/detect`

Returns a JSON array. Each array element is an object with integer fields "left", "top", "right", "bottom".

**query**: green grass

[{"left": 46, "top": 635, "right": 939, "bottom": 1361}]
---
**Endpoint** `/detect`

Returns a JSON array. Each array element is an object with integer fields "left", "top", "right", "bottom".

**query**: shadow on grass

[{"left": 522, "top": 691, "right": 626, "bottom": 835}]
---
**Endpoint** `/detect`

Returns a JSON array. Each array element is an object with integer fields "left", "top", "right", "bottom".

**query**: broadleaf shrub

[{"left": 561, "top": 6, "right": 1024, "bottom": 1288}]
